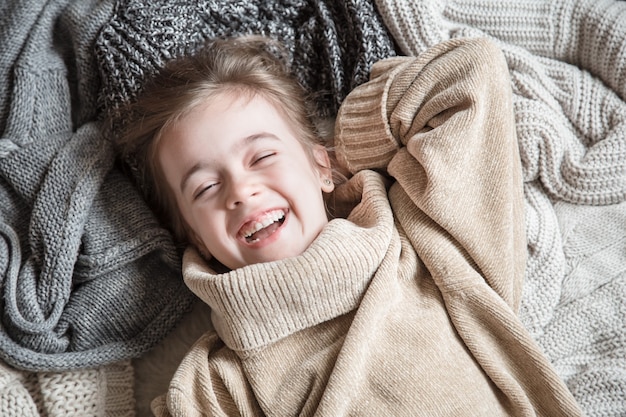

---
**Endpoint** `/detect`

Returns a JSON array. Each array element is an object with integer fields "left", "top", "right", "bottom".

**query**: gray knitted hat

[{"left": 95, "top": 0, "right": 397, "bottom": 124}]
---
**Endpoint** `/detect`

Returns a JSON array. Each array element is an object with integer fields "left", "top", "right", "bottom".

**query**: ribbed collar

[{"left": 183, "top": 171, "right": 393, "bottom": 352}]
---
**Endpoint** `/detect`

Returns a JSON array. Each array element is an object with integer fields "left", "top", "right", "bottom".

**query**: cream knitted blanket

[
  {"left": 374, "top": 0, "right": 626, "bottom": 415},
  {"left": 0, "top": 360, "right": 135, "bottom": 417}
]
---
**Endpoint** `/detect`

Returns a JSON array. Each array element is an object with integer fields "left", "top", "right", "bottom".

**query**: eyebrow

[{"left": 178, "top": 132, "right": 279, "bottom": 193}]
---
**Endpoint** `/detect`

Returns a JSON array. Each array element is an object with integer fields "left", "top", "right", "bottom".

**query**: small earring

[{"left": 323, "top": 178, "right": 332, "bottom": 186}]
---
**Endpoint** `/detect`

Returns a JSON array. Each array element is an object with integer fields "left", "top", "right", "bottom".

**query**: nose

[{"left": 224, "top": 174, "right": 259, "bottom": 209}]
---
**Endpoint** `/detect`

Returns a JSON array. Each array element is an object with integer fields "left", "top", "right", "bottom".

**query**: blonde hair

[{"left": 113, "top": 36, "right": 329, "bottom": 244}]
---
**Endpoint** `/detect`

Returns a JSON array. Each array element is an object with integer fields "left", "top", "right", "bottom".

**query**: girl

[{"left": 114, "top": 36, "right": 582, "bottom": 416}]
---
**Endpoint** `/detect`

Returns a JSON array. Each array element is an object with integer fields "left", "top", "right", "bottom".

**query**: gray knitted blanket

[
  {"left": 0, "top": 0, "right": 196, "bottom": 371},
  {"left": 1, "top": 0, "right": 624, "bottom": 416}
]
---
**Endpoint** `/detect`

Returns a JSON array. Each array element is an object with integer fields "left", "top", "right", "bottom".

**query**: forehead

[
  {"left": 180, "top": 91, "right": 288, "bottom": 135},
  {"left": 156, "top": 92, "right": 312, "bottom": 169},
  {"left": 163, "top": 90, "right": 314, "bottom": 156}
]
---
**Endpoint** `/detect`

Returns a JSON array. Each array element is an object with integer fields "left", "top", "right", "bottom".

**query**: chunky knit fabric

[
  {"left": 0, "top": 0, "right": 194, "bottom": 372},
  {"left": 153, "top": 38, "right": 583, "bottom": 417},
  {"left": 373, "top": 0, "right": 626, "bottom": 415},
  {"left": 0, "top": 359, "right": 135, "bottom": 416},
  {"left": 95, "top": 0, "right": 397, "bottom": 128}
]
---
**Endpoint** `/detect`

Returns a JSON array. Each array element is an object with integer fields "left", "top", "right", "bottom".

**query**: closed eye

[
  {"left": 252, "top": 152, "right": 276, "bottom": 166},
  {"left": 193, "top": 182, "right": 219, "bottom": 200}
]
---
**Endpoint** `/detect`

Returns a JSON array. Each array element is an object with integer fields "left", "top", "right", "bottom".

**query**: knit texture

[
  {"left": 156, "top": 38, "right": 582, "bottom": 417},
  {"left": 0, "top": 359, "right": 135, "bottom": 416},
  {"left": 94, "top": 0, "right": 397, "bottom": 131},
  {"left": 0, "top": 0, "right": 195, "bottom": 373},
  {"left": 374, "top": 0, "right": 626, "bottom": 415},
  {"left": 1, "top": 0, "right": 624, "bottom": 415}
]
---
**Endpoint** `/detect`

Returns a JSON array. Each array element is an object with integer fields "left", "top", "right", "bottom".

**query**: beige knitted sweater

[{"left": 152, "top": 38, "right": 582, "bottom": 416}]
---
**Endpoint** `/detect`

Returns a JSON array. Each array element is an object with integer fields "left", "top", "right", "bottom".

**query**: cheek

[
  {"left": 193, "top": 208, "right": 217, "bottom": 233},
  {"left": 196, "top": 220, "right": 231, "bottom": 261},
  {"left": 184, "top": 206, "right": 220, "bottom": 246},
  {"left": 282, "top": 164, "right": 324, "bottom": 200},
  {"left": 293, "top": 151, "right": 325, "bottom": 184},
  {"left": 286, "top": 164, "right": 328, "bottom": 217}
]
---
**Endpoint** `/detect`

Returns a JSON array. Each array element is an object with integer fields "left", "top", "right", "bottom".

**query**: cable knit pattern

[
  {"left": 0, "top": 359, "right": 135, "bottom": 416},
  {"left": 374, "top": 0, "right": 626, "bottom": 415}
]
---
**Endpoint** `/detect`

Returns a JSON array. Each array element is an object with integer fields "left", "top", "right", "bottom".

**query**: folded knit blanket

[
  {"left": 0, "top": 0, "right": 195, "bottom": 372},
  {"left": 374, "top": 0, "right": 626, "bottom": 415}
]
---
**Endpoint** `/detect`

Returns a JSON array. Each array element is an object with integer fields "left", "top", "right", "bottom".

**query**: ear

[{"left": 312, "top": 145, "right": 334, "bottom": 193}]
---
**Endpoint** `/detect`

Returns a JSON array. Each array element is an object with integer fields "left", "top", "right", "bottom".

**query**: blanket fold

[
  {"left": 374, "top": 1, "right": 626, "bottom": 415},
  {"left": 0, "top": 0, "right": 195, "bottom": 372}
]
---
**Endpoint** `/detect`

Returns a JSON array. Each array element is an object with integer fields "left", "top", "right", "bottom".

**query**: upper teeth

[{"left": 241, "top": 209, "right": 285, "bottom": 238}]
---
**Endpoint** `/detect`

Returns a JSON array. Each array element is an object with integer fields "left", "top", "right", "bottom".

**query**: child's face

[{"left": 157, "top": 93, "right": 333, "bottom": 270}]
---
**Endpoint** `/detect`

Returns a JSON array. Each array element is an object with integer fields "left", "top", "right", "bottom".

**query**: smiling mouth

[{"left": 240, "top": 209, "right": 286, "bottom": 243}]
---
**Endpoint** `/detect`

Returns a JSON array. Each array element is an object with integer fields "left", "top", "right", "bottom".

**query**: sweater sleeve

[{"left": 334, "top": 38, "right": 526, "bottom": 310}]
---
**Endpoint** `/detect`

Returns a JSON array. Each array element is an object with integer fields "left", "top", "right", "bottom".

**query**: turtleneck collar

[{"left": 182, "top": 171, "right": 394, "bottom": 352}]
